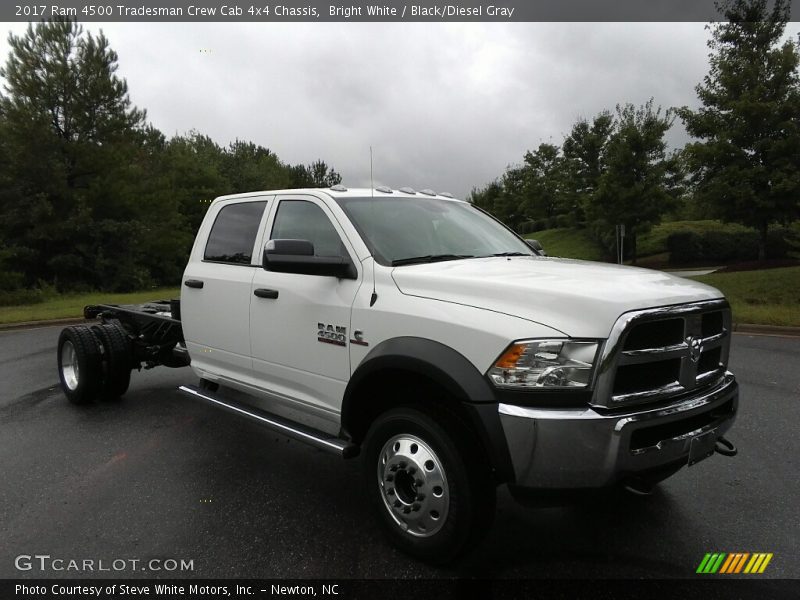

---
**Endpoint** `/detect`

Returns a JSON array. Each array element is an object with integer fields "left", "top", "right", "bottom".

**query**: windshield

[{"left": 335, "top": 196, "right": 534, "bottom": 266}]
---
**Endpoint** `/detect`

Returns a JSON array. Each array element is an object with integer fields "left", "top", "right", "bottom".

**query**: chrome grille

[{"left": 592, "top": 300, "right": 731, "bottom": 408}]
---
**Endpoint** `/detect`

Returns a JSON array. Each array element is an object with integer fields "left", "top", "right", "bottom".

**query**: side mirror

[
  {"left": 263, "top": 239, "right": 357, "bottom": 279},
  {"left": 526, "top": 239, "right": 546, "bottom": 256},
  {"left": 267, "top": 239, "right": 314, "bottom": 256}
]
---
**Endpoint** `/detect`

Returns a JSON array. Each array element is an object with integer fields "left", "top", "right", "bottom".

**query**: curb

[
  {"left": 0, "top": 317, "right": 91, "bottom": 332},
  {"left": 732, "top": 323, "right": 800, "bottom": 337},
  {"left": 1, "top": 316, "right": 798, "bottom": 337}
]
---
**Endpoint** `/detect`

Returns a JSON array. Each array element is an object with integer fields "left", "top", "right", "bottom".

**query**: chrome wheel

[
  {"left": 378, "top": 434, "right": 449, "bottom": 537},
  {"left": 60, "top": 340, "right": 79, "bottom": 391}
]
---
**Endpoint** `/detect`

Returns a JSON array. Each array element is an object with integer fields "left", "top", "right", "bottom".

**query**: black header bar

[
  {"left": 2, "top": 0, "right": 762, "bottom": 23},
  {"left": 3, "top": 578, "right": 799, "bottom": 600}
]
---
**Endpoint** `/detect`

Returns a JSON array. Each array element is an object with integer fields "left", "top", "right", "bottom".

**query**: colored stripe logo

[{"left": 696, "top": 552, "right": 773, "bottom": 574}]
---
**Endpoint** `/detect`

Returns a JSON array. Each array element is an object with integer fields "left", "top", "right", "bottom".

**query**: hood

[{"left": 391, "top": 256, "right": 724, "bottom": 338}]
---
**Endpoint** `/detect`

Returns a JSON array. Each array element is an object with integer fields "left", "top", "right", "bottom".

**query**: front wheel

[{"left": 362, "top": 406, "right": 495, "bottom": 563}]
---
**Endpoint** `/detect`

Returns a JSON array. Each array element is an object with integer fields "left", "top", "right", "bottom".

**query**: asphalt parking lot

[{"left": 0, "top": 326, "right": 798, "bottom": 579}]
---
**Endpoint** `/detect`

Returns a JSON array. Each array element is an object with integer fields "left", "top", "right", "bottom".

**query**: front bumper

[{"left": 498, "top": 372, "right": 738, "bottom": 490}]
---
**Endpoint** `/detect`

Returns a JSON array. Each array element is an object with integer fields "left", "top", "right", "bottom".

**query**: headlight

[{"left": 487, "top": 339, "right": 600, "bottom": 389}]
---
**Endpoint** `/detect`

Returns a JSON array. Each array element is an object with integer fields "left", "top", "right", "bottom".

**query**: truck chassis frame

[{"left": 83, "top": 300, "right": 189, "bottom": 369}]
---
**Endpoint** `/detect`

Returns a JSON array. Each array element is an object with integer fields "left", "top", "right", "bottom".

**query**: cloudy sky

[{"left": 1, "top": 21, "right": 798, "bottom": 198}]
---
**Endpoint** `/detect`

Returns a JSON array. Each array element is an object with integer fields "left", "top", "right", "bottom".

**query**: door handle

[
  {"left": 254, "top": 288, "right": 279, "bottom": 299},
  {"left": 184, "top": 279, "right": 204, "bottom": 289}
]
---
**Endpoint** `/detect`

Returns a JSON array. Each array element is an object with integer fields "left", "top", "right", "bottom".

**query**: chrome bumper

[{"left": 498, "top": 373, "right": 738, "bottom": 490}]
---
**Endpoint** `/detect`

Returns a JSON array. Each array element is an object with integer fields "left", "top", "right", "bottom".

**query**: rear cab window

[{"left": 204, "top": 201, "right": 268, "bottom": 265}]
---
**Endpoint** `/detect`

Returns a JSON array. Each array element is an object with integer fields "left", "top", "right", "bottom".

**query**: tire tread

[
  {"left": 57, "top": 325, "right": 103, "bottom": 404},
  {"left": 91, "top": 322, "right": 132, "bottom": 400}
]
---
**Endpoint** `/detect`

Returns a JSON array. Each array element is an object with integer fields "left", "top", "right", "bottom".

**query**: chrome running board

[{"left": 178, "top": 384, "right": 357, "bottom": 458}]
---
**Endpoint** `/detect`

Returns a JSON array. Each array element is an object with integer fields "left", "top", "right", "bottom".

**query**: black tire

[
  {"left": 91, "top": 322, "right": 132, "bottom": 400},
  {"left": 362, "top": 406, "right": 496, "bottom": 563},
  {"left": 57, "top": 325, "right": 103, "bottom": 405}
]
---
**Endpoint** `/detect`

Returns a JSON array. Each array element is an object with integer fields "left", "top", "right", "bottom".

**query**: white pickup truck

[{"left": 57, "top": 186, "right": 738, "bottom": 562}]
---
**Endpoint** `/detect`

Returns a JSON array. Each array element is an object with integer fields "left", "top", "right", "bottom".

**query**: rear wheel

[
  {"left": 57, "top": 325, "right": 103, "bottom": 405},
  {"left": 362, "top": 406, "right": 495, "bottom": 563},
  {"left": 91, "top": 322, "right": 132, "bottom": 400}
]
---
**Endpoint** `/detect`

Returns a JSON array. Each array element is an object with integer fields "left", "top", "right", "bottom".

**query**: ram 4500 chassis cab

[{"left": 57, "top": 186, "right": 738, "bottom": 562}]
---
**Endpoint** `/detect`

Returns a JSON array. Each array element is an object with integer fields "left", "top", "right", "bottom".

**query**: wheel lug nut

[
  {"left": 416, "top": 493, "right": 425, "bottom": 501},
  {"left": 386, "top": 474, "right": 394, "bottom": 482},
  {"left": 407, "top": 466, "right": 417, "bottom": 474},
  {"left": 412, "top": 503, "right": 421, "bottom": 511},
  {"left": 399, "top": 461, "right": 407, "bottom": 469},
  {"left": 415, "top": 479, "right": 424, "bottom": 487},
  {"left": 403, "top": 507, "right": 411, "bottom": 514},
  {"left": 389, "top": 465, "right": 398, "bottom": 472},
  {"left": 394, "top": 500, "right": 401, "bottom": 508},
  {"left": 387, "top": 488, "right": 395, "bottom": 496}
]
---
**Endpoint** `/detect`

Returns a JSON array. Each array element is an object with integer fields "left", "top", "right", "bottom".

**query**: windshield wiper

[
  {"left": 487, "top": 251, "right": 530, "bottom": 257},
  {"left": 391, "top": 254, "right": 475, "bottom": 266}
]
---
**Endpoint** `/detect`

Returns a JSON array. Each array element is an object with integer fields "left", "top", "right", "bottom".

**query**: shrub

[
  {"left": 704, "top": 230, "right": 758, "bottom": 261},
  {"left": 0, "top": 282, "right": 57, "bottom": 306},
  {"left": 554, "top": 214, "right": 573, "bottom": 228},
  {"left": 766, "top": 227, "right": 795, "bottom": 258},
  {"left": 667, "top": 231, "right": 704, "bottom": 264},
  {"left": 517, "top": 220, "right": 539, "bottom": 235},
  {"left": 667, "top": 226, "right": 792, "bottom": 264}
]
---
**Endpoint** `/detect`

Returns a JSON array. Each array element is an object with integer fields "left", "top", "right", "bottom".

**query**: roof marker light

[
  {"left": 398, "top": 187, "right": 416, "bottom": 194},
  {"left": 329, "top": 184, "right": 348, "bottom": 192},
  {"left": 439, "top": 192, "right": 454, "bottom": 198},
  {"left": 420, "top": 189, "right": 436, "bottom": 196},
  {"left": 375, "top": 186, "right": 393, "bottom": 193}
]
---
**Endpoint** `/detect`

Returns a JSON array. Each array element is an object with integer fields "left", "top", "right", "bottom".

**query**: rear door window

[{"left": 204, "top": 201, "right": 268, "bottom": 264}]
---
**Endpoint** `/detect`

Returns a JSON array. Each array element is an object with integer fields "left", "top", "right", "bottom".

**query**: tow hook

[{"left": 714, "top": 436, "right": 737, "bottom": 457}]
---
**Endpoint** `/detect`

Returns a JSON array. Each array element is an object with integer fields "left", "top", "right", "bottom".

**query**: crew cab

[{"left": 57, "top": 186, "right": 738, "bottom": 562}]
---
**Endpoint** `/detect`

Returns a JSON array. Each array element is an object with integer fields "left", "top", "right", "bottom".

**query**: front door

[{"left": 249, "top": 195, "right": 362, "bottom": 414}]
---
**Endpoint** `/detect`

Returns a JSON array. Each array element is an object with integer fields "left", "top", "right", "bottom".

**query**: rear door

[
  {"left": 249, "top": 194, "right": 362, "bottom": 414},
  {"left": 181, "top": 197, "right": 271, "bottom": 381}
]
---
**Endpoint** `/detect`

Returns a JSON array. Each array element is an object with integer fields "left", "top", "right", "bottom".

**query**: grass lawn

[
  {"left": 524, "top": 228, "right": 606, "bottom": 261},
  {"left": 0, "top": 288, "right": 180, "bottom": 325},
  {"left": 528, "top": 221, "right": 756, "bottom": 263},
  {"left": 526, "top": 225, "right": 799, "bottom": 327},
  {"left": 2, "top": 266, "right": 797, "bottom": 328},
  {"left": 690, "top": 266, "right": 800, "bottom": 327}
]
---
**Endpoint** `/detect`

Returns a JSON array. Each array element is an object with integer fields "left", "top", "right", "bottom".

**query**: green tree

[
  {"left": 495, "top": 166, "right": 527, "bottom": 230},
  {"left": 0, "top": 19, "right": 148, "bottom": 290},
  {"left": 287, "top": 160, "right": 342, "bottom": 188},
  {"left": 678, "top": 0, "right": 800, "bottom": 260},
  {"left": 0, "top": 19, "right": 350, "bottom": 293},
  {"left": 222, "top": 139, "right": 290, "bottom": 193},
  {"left": 521, "top": 143, "right": 571, "bottom": 222},
  {"left": 591, "top": 100, "right": 678, "bottom": 262},
  {"left": 161, "top": 132, "right": 228, "bottom": 235},
  {"left": 0, "top": 103, "right": 27, "bottom": 292},
  {"left": 308, "top": 159, "right": 342, "bottom": 187},
  {"left": 129, "top": 126, "right": 196, "bottom": 285},
  {"left": 467, "top": 179, "right": 503, "bottom": 213},
  {"left": 562, "top": 111, "right": 614, "bottom": 226},
  {"left": 0, "top": 19, "right": 144, "bottom": 189},
  {"left": 467, "top": 170, "right": 526, "bottom": 230}
]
